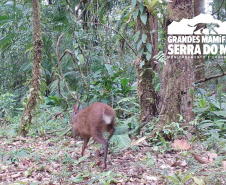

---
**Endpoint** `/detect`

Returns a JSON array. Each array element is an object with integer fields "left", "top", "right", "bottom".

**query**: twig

[
  {"left": 195, "top": 63, "right": 226, "bottom": 83},
  {"left": 212, "top": 0, "right": 225, "bottom": 15},
  {"left": 0, "top": 117, "right": 8, "bottom": 123},
  {"left": 84, "top": 21, "right": 137, "bottom": 55},
  {"left": 56, "top": 73, "right": 68, "bottom": 111},
  {"left": 216, "top": 63, "right": 224, "bottom": 74},
  {"left": 59, "top": 127, "right": 72, "bottom": 138},
  {"left": 114, "top": 107, "right": 139, "bottom": 115},
  {"left": 59, "top": 49, "right": 88, "bottom": 87},
  {"left": 46, "top": 125, "right": 71, "bottom": 135},
  {"left": 195, "top": 72, "right": 226, "bottom": 84},
  {"left": 56, "top": 33, "right": 81, "bottom": 104}
]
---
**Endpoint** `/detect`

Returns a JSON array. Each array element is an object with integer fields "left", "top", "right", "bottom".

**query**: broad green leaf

[
  {"left": 144, "top": 0, "right": 152, "bottom": 10},
  {"left": 133, "top": 31, "right": 140, "bottom": 42},
  {"left": 131, "top": 0, "right": 137, "bottom": 9},
  {"left": 71, "top": 176, "right": 83, "bottom": 183},
  {"left": 199, "top": 99, "right": 207, "bottom": 108},
  {"left": 142, "top": 34, "right": 147, "bottom": 43},
  {"left": 182, "top": 174, "right": 192, "bottom": 183},
  {"left": 120, "top": 78, "right": 130, "bottom": 89},
  {"left": 138, "top": 47, "right": 144, "bottom": 56},
  {"left": 137, "top": 39, "right": 143, "bottom": 51},
  {"left": 105, "top": 64, "right": 114, "bottom": 77},
  {"left": 212, "top": 111, "right": 226, "bottom": 117},
  {"left": 17, "top": 150, "right": 28, "bottom": 157},
  {"left": 146, "top": 43, "right": 152, "bottom": 52},
  {"left": 73, "top": 41, "right": 78, "bottom": 49},
  {"left": 78, "top": 54, "right": 84, "bottom": 64},
  {"left": 139, "top": 60, "right": 145, "bottom": 69},
  {"left": 146, "top": 51, "right": 151, "bottom": 60},
  {"left": 112, "top": 134, "right": 131, "bottom": 148},
  {"left": 193, "top": 177, "right": 205, "bottom": 185},
  {"left": 150, "top": 0, "right": 159, "bottom": 11},
  {"left": 199, "top": 122, "right": 214, "bottom": 128},
  {"left": 133, "top": 9, "right": 139, "bottom": 20},
  {"left": 139, "top": 3, "right": 144, "bottom": 13},
  {"left": 167, "top": 176, "right": 180, "bottom": 183},
  {"left": 140, "top": 13, "right": 147, "bottom": 25}
]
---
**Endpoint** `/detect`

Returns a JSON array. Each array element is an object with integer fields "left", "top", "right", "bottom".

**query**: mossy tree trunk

[
  {"left": 159, "top": 0, "right": 194, "bottom": 127},
  {"left": 19, "top": 0, "right": 43, "bottom": 136},
  {"left": 135, "top": 4, "right": 158, "bottom": 122}
]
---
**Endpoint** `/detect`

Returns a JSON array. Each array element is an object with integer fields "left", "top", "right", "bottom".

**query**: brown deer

[{"left": 71, "top": 102, "right": 115, "bottom": 169}]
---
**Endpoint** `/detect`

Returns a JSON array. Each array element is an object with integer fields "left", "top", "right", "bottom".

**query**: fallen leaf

[
  {"left": 142, "top": 173, "right": 158, "bottom": 181},
  {"left": 222, "top": 161, "right": 226, "bottom": 170},
  {"left": 192, "top": 153, "right": 210, "bottom": 164},
  {"left": 193, "top": 177, "right": 205, "bottom": 185},
  {"left": 2, "top": 154, "right": 10, "bottom": 162},
  {"left": 171, "top": 160, "right": 187, "bottom": 167},
  {"left": 207, "top": 152, "right": 218, "bottom": 160},
  {"left": 160, "top": 164, "right": 171, "bottom": 169},
  {"left": 131, "top": 136, "right": 148, "bottom": 147},
  {"left": 11, "top": 172, "right": 22, "bottom": 178},
  {"left": 171, "top": 139, "right": 191, "bottom": 150}
]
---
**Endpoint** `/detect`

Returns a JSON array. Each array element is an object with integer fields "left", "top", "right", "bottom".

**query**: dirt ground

[{"left": 0, "top": 136, "right": 225, "bottom": 184}]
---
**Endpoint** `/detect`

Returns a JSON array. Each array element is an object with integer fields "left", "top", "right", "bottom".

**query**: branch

[
  {"left": 212, "top": 0, "right": 225, "bottom": 15},
  {"left": 100, "top": 22, "right": 137, "bottom": 55},
  {"left": 59, "top": 127, "right": 72, "bottom": 138},
  {"left": 216, "top": 62, "right": 224, "bottom": 74},
  {"left": 0, "top": 117, "right": 8, "bottom": 123},
  {"left": 45, "top": 125, "right": 71, "bottom": 135},
  {"left": 56, "top": 33, "right": 81, "bottom": 104},
  {"left": 195, "top": 63, "right": 226, "bottom": 83},
  {"left": 195, "top": 72, "right": 226, "bottom": 84},
  {"left": 59, "top": 49, "right": 88, "bottom": 86},
  {"left": 84, "top": 21, "right": 137, "bottom": 55}
]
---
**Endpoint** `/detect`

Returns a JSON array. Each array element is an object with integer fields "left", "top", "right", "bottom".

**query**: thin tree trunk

[
  {"left": 135, "top": 7, "right": 158, "bottom": 122},
  {"left": 19, "top": 0, "right": 43, "bottom": 136},
  {"left": 193, "top": 0, "right": 205, "bottom": 86},
  {"left": 159, "top": 0, "right": 194, "bottom": 127}
]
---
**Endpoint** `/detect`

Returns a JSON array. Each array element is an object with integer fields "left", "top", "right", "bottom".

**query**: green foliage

[
  {"left": 89, "top": 64, "right": 136, "bottom": 103},
  {"left": 194, "top": 86, "right": 226, "bottom": 147},
  {"left": 27, "top": 103, "right": 69, "bottom": 137},
  {"left": 111, "top": 134, "right": 131, "bottom": 149},
  {"left": 1, "top": 147, "right": 30, "bottom": 164},
  {"left": 0, "top": 92, "right": 16, "bottom": 118},
  {"left": 163, "top": 120, "right": 189, "bottom": 140},
  {"left": 166, "top": 171, "right": 204, "bottom": 185}
]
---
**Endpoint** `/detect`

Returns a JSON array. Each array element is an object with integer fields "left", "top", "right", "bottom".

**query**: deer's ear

[
  {"left": 73, "top": 104, "right": 78, "bottom": 114},
  {"left": 78, "top": 105, "right": 83, "bottom": 111}
]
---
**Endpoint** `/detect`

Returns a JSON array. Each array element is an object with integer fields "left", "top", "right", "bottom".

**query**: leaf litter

[{"left": 0, "top": 136, "right": 225, "bottom": 184}]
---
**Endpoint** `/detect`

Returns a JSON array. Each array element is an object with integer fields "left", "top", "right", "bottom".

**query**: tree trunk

[
  {"left": 135, "top": 6, "right": 158, "bottom": 122},
  {"left": 193, "top": 0, "right": 205, "bottom": 86},
  {"left": 19, "top": 0, "right": 43, "bottom": 136},
  {"left": 159, "top": 0, "right": 194, "bottom": 126}
]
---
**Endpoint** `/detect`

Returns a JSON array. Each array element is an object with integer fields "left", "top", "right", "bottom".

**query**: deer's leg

[
  {"left": 93, "top": 135, "right": 108, "bottom": 169},
  {"left": 81, "top": 137, "right": 90, "bottom": 156},
  {"left": 73, "top": 129, "right": 78, "bottom": 147},
  {"left": 107, "top": 127, "right": 115, "bottom": 142}
]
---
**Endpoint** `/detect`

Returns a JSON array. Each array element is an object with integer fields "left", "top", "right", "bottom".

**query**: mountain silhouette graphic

[{"left": 168, "top": 14, "right": 226, "bottom": 35}]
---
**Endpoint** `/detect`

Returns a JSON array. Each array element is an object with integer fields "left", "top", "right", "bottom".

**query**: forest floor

[{"left": 0, "top": 136, "right": 225, "bottom": 185}]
